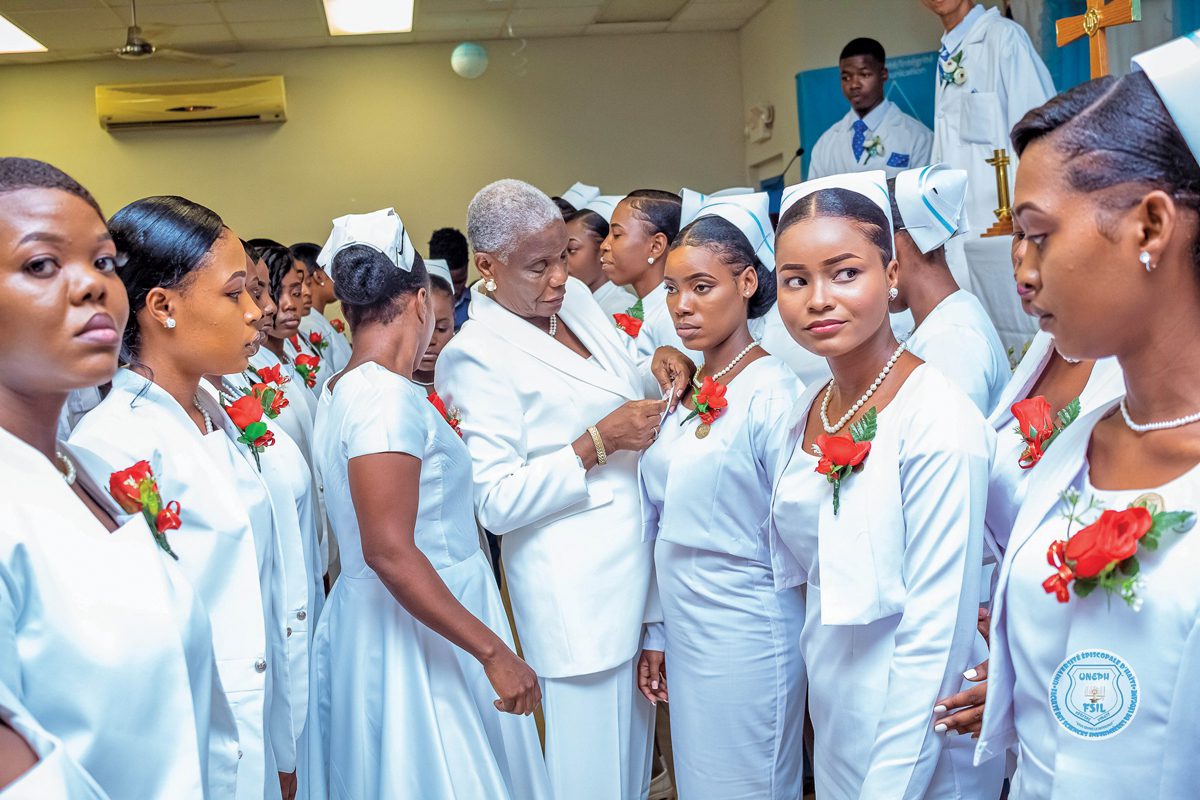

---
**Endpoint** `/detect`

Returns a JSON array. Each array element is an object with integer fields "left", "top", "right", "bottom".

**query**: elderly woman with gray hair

[{"left": 437, "top": 179, "right": 692, "bottom": 800}]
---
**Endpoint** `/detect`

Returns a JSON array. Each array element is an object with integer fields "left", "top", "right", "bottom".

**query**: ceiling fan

[{"left": 45, "top": 0, "right": 233, "bottom": 68}]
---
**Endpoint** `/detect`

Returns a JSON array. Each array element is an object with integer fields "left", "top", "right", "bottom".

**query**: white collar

[
  {"left": 941, "top": 3, "right": 987, "bottom": 55},
  {"left": 849, "top": 98, "right": 893, "bottom": 131}
]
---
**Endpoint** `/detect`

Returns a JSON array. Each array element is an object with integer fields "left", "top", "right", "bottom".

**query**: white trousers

[{"left": 539, "top": 656, "right": 655, "bottom": 800}]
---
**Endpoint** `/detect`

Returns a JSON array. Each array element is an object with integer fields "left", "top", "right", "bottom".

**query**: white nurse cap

[
  {"left": 579, "top": 195, "right": 624, "bottom": 224},
  {"left": 318, "top": 208, "right": 417, "bottom": 272},
  {"left": 893, "top": 164, "right": 969, "bottom": 254},
  {"left": 679, "top": 189, "right": 776, "bottom": 270},
  {"left": 1132, "top": 30, "right": 1200, "bottom": 163},
  {"left": 779, "top": 170, "right": 894, "bottom": 256},
  {"left": 559, "top": 182, "right": 600, "bottom": 211},
  {"left": 424, "top": 258, "right": 454, "bottom": 289}
]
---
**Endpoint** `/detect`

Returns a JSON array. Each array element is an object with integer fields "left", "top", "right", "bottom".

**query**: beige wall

[
  {"left": 738, "top": 0, "right": 955, "bottom": 186},
  {"left": 0, "top": 31, "right": 745, "bottom": 248}
]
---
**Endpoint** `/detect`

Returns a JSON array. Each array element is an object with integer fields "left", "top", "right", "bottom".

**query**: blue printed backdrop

[{"left": 794, "top": 51, "right": 938, "bottom": 181}]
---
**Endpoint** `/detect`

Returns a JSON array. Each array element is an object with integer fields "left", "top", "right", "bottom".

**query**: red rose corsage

[
  {"left": 811, "top": 408, "right": 876, "bottom": 516},
  {"left": 224, "top": 395, "right": 276, "bottom": 468},
  {"left": 1012, "top": 396, "right": 1079, "bottom": 469},
  {"left": 294, "top": 354, "right": 321, "bottom": 389},
  {"left": 427, "top": 390, "right": 463, "bottom": 437},
  {"left": 254, "top": 363, "right": 290, "bottom": 388},
  {"left": 330, "top": 319, "right": 346, "bottom": 334},
  {"left": 109, "top": 460, "right": 181, "bottom": 560},
  {"left": 309, "top": 330, "right": 329, "bottom": 355},
  {"left": 248, "top": 381, "right": 288, "bottom": 418},
  {"left": 613, "top": 298, "right": 645, "bottom": 338},
  {"left": 1043, "top": 490, "right": 1195, "bottom": 610},
  {"left": 681, "top": 375, "right": 728, "bottom": 438}
]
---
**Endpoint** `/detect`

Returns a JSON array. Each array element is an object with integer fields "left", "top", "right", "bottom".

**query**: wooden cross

[{"left": 1056, "top": 0, "right": 1142, "bottom": 78}]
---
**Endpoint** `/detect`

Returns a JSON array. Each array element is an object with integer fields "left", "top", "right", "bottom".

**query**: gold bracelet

[{"left": 587, "top": 425, "right": 607, "bottom": 466}]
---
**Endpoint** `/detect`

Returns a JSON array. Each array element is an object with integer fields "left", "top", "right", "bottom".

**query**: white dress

[
  {"left": 0, "top": 427, "right": 239, "bottom": 799},
  {"left": 808, "top": 99, "right": 934, "bottom": 180},
  {"left": 770, "top": 365, "right": 1003, "bottom": 799},
  {"left": 70, "top": 370, "right": 289, "bottom": 800},
  {"left": 306, "top": 362, "right": 550, "bottom": 800},
  {"left": 0, "top": 680, "right": 108, "bottom": 799},
  {"left": 932, "top": 4, "right": 1054, "bottom": 350},
  {"left": 978, "top": 403, "right": 1200, "bottom": 798},
  {"left": 640, "top": 357, "right": 807, "bottom": 799},
  {"left": 985, "top": 331, "right": 1126, "bottom": 558},
  {"left": 905, "top": 289, "right": 1009, "bottom": 414}
]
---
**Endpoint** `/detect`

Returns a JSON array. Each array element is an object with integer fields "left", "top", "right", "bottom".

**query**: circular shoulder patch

[{"left": 1048, "top": 649, "right": 1139, "bottom": 740}]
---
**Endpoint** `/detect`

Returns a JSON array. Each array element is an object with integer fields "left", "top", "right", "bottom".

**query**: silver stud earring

[
  {"left": 484, "top": 278, "right": 497, "bottom": 291},
  {"left": 1139, "top": 250, "right": 1154, "bottom": 272},
  {"left": 165, "top": 317, "right": 177, "bottom": 329},
  {"left": 888, "top": 287, "right": 899, "bottom": 300},
  {"left": 647, "top": 257, "right": 655, "bottom": 265}
]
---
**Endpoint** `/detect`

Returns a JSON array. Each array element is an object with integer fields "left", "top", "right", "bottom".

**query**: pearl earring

[
  {"left": 484, "top": 278, "right": 497, "bottom": 291},
  {"left": 165, "top": 317, "right": 177, "bottom": 329},
  {"left": 888, "top": 287, "right": 899, "bottom": 300},
  {"left": 647, "top": 257, "right": 655, "bottom": 265},
  {"left": 1139, "top": 250, "right": 1154, "bottom": 272}
]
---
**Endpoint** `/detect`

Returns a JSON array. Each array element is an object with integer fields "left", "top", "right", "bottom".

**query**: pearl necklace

[
  {"left": 55, "top": 449, "right": 77, "bottom": 486},
  {"left": 1119, "top": 398, "right": 1200, "bottom": 433},
  {"left": 548, "top": 314, "right": 558, "bottom": 337},
  {"left": 193, "top": 394, "right": 215, "bottom": 435},
  {"left": 692, "top": 341, "right": 762, "bottom": 388},
  {"left": 820, "top": 340, "right": 907, "bottom": 434}
]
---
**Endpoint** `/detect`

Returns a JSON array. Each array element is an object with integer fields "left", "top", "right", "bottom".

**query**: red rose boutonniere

[
  {"left": 109, "top": 460, "right": 181, "bottom": 560},
  {"left": 812, "top": 408, "right": 877, "bottom": 516},
  {"left": 254, "top": 364, "right": 290, "bottom": 388},
  {"left": 1012, "top": 396, "right": 1080, "bottom": 469},
  {"left": 308, "top": 330, "right": 329, "bottom": 355},
  {"left": 613, "top": 298, "right": 645, "bottom": 338},
  {"left": 224, "top": 395, "right": 275, "bottom": 468},
  {"left": 248, "top": 381, "right": 288, "bottom": 418},
  {"left": 294, "top": 354, "right": 321, "bottom": 389},
  {"left": 427, "top": 390, "right": 463, "bottom": 437},
  {"left": 1044, "top": 490, "right": 1195, "bottom": 610},
  {"left": 330, "top": 319, "right": 346, "bottom": 334},
  {"left": 681, "top": 375, "right": 728, "bottom": 438}
]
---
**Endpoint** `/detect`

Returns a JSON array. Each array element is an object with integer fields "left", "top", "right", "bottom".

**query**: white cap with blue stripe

[
  {"left": 679, "top": 189, "right": 776, "bottom": 271},
  {"left": 559, "top": 182, "right": 600, "bottom": 211},
  {"left": 1132, "top": 29, "right": 1200, "bottom": 164},
  {"left": 424, "top": 258, "right": 454, "bottom": 289},
  {"left": 893, "top": 164, "right": 968, "bottom": 254},
  {"left": 780, "top": 170, "right": 894, "bottom": 257}
]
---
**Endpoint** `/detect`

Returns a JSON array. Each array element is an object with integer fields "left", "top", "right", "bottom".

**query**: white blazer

[
  {"left": 70, "top": 369, "right": 291, "bottom": 798},
  {"left": 0, "top": 680, "right": 109, "bottom": 799},
  {"left": 437, "top": 278, "right": 656, "bottom": 678}
]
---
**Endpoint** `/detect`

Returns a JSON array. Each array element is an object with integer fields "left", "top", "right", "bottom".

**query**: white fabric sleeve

[
  {"left": 999, "top": 26, "right": 1055, "bottom": 133},
  {"left": 641, "top": 622, "right": 666, "bottom": 653},
  {"left": 858, "top": 400, "right": 993, "bottom": 799},
  {"left": 343, "top": 376, "right": 426, "bottom": 461},
  {"left": 914, "top": 329, "right": 995, "bottom": 415},
  {"left": 437, "top": 345, "right": 590, "bottom": 535},
  {"left": 806, "top": 129, "right": 836, "bottom": 180}
]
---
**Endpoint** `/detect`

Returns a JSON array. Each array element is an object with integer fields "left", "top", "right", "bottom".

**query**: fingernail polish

[
  {"left": 651, "top": 681, "right": 659, "bottom": 690},
  {"left": 934, "top": 705, "right": 947, "bottom": 714},
  {"left": 934, "top": 723, "right": 948, "bottom": 733},
  {"left": 963, "top": 668, "right": 978, "bottom": 680}
]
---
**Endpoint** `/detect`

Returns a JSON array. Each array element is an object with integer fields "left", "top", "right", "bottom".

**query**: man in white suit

[{"left": 924, "top": 0, "right": 1054, "bottom": 353}]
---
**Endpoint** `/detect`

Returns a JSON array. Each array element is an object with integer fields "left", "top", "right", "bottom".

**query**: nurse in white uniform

[
  {"left": 977, "top": 35, "right": 1200, "bottom": 798},
  {"left": 439, "top": 179, "right": 692, "bottom": 800},
  {"left": 565, "top": 196, "right": 636, "bottom": 318},
  {"left": 304, "top": 208, "right": 549, "bottom": 800},
  {"left": 70, "top": 196, "right": 294, "bottom": 800},
  {"left": 888, "top": 164, "right": 1009, "bottom": 413},
  {"left": 769, "top": 171, "right": 1003, "bottom": 799},
  {"left": 600, "top": 189, "right": 703, "bottom": 369},
  {"left": 808, "top": 37, "right": 933, "bottom": 180},
  {"left": 0, "top": 161, "right": 238, "bottom": 799},
  {"left": 638, "top": 191, "right": 807, "bottom": 799},
  {"left": 926, "top": 0, "right": 1054, "bottom": 350}
]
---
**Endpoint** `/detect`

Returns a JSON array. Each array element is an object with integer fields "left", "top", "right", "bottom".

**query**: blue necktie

[{"left": 851, "top": 118, "right": 868, "bottom": 161}]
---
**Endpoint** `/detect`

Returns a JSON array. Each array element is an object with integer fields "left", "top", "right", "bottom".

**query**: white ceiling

[{"left": 0, "top": 0, "right": 768, "bottom": 64}]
